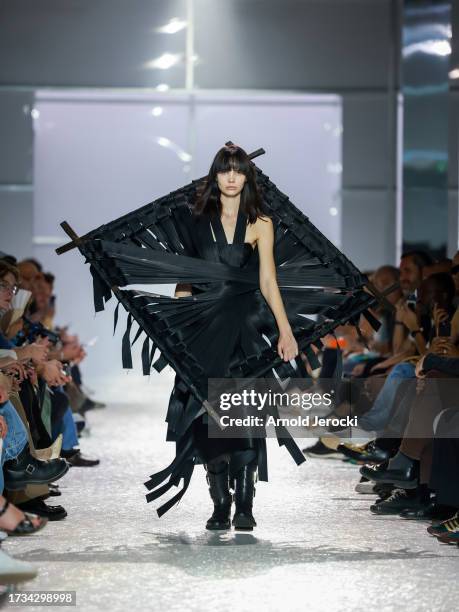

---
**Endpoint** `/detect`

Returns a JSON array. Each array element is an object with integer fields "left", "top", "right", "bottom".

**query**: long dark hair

[{"left": 193, "top": 144, "right": 267, "bottom": 224}]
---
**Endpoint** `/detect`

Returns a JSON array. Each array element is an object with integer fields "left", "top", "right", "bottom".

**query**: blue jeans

[
  {"left": 52, "top": 406, "right": 78, "bottom": 450},
  {"left": 358, "top": 362, "right": 416, "bottom": 433},
  {"left": 0, "top": 401, "right": 29, "bottom": 493}
]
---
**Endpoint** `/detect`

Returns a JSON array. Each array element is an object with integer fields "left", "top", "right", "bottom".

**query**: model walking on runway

[
  {"left": 58, "top": 140, "right": 378, "bottom": 532},
  {"left": 172, "top": 144, "right": 298, "bottom": 530}
]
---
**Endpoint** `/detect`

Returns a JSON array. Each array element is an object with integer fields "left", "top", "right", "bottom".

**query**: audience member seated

[
  {"left": 0, "top": 252, "right": 106, "bottom": 583},
  {"left": 302, "top": 250, "right": 459, "bottom": 548}
]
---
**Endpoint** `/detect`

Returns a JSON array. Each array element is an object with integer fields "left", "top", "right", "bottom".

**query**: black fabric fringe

[{"left": 70, "top": 155, "right": 391, "bottom": 517}]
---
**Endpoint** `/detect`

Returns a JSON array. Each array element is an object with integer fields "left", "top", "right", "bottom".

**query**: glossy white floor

[{"left": 5, "top": 394, "right": 459, "bottom": 612}]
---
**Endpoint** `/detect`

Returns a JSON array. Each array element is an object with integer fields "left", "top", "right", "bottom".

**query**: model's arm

[{"left": 257, "top": 216, "right": 298, "bottom": 362}]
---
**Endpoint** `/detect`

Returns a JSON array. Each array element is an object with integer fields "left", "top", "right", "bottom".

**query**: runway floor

[{"left": 5, "top": 398, "right": 459, "bottom": 612}]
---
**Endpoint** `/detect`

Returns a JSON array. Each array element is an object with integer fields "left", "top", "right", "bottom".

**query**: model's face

[
  {"left": 399, "top": 256, "right": 422, "bottom": 295},
  {"left": 217, "top": 168, "right": 246, "bottom": 197},
  {"left": 0, "top": 272, "right": 18, "bottom": 310}
]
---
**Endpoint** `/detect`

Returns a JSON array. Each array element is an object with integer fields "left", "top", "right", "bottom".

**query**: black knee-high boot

[
  {"left": 232, "top": 459, "right": 257, "bottom": 530},
  {"left": 205, "top": 458, "right": 232, "bottom": 530}
]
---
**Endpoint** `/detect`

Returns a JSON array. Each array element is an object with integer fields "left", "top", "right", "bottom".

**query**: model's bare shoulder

[
  {"left": 257, "top": 214, "right": 272, "bottom": 224},
  {"left": 255, "top": 215, "right": 273, "bottom": 238}
]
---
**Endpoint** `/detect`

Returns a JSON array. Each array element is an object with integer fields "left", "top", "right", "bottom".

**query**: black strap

[
  {"left": 141, "top": 336, "right": 150, "bottom": 375},
  {"left": 209, "top": 212, "right": 227, "bottom": 248},
  {"left": 122, "top": 313, "right": 133, "bottom": 369},
  {"left": 113, "top": 301, "right": 120, "bottom": 335},
  {"left": 232, "top": 208, "right": 247, "bottom": 246},
  {"left": 152, "top": 353, "right": 168, "bottom": 372},
  {"left": 362, "top": 308, "right": 381, "bottom": 332},
  {"left": 303, "top": 346, "right": 321, "bottom": 371},
  {"left": 90, "top": 264, "right": 111, "bottom": 313}
]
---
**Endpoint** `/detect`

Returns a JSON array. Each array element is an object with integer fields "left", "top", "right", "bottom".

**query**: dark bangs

[{"left": 212, "top": 147, "right": 251, "bottom": 177}]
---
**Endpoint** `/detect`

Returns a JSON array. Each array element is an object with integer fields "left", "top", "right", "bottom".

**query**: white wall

[{"left": 32, "top": 89, "right": 342, "bottom": 400}]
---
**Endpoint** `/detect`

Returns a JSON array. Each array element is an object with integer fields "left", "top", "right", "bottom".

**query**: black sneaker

[
  {"left": 370, "top": 489, "right": 426, "bottom": 515},
  {"left": 302, "top": 440, "right": 343, "bottom": 459}
]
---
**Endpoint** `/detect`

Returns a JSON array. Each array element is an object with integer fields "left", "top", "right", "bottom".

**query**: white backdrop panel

[{"left": 33, "top": 91, "right": 341, "bottom": 401}]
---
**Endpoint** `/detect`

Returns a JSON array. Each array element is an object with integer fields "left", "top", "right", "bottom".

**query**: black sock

[
  {"left": 416, "top": 483, "right": 431, "bottom": 503},
  {"left": 388, "top": 451, "right": 416, "bottom": 471}
]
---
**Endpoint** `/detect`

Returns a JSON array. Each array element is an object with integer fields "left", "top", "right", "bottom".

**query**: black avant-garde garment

[{"left": 62, "top": 155, "right": 382, "bottom": 517}]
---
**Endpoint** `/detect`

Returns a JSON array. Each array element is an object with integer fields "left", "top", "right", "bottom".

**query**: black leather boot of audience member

[
  {"left": 339, "top": 440, "right": 390, "bottom": 465},
  {"left": 232, "top": 460, "right": 257, "bottom": 531},
  {"left": 399, "top": 501, "right": 456, "bottom": 522},
  {"left": 61, "top": 448, "right": 100, "bottom": 467},
  {"left": 370, "top": 488, "right": 428, "bottom": 515},
  {"left": 205, "top": 458, "right": 232, "bottom": 531},
  {"left": 3, "top": 444, "right": 69, "bottom": 491},
  {"left": 360, "top": 459, "right": 419, "bottom": 489}
]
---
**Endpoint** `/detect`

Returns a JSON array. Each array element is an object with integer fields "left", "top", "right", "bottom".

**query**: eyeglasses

[{"left": 0, "top": 281, "right": 18, "bottom": 295}]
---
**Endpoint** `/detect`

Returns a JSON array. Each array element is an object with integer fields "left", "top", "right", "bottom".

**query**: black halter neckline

[{"left": 210, "top": 207, "right": 247, "bottom": 248}]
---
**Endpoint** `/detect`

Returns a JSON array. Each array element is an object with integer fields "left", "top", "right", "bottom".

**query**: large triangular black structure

[
  {"left": 57, "top": 146, "right": 387, "bottom": 409},
  {"left": 57, "top": 145, "right": 394, "bottom": 516}
]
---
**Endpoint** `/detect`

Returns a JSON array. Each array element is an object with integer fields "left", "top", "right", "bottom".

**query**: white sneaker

[{"left": 0, "top": 549, "right": 37, "bottom": 584}]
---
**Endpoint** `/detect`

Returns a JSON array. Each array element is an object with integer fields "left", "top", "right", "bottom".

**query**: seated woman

[{"left": 0, "top": 383, "right": 69, "bottom": 492}]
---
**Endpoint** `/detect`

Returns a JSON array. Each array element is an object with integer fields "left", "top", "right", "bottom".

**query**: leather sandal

[{"left": 0, "top": 500, "right": 48, "bottom": 536}]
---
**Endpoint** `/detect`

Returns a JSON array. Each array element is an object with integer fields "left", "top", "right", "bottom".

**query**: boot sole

[
  {"left": 233, "top": 525, "right": 254, "bottom": 531},
  {"left": 232, "top": 517, "right": 256, "bottom": 531},
  {"left": 206, "top": 524, "right": 231, "bottom": 531}
]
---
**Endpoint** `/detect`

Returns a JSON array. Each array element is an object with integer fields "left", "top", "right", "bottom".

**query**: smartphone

[
  {"left": 406, "top": 294, "right": 417, "bottom": 312},
  {"left": 438, "top": 320, "right": 451, "bottom": 337}
]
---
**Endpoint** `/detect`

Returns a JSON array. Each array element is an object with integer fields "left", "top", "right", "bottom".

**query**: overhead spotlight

[
  {"left": 329, "top": 207, "right": 339, "bottom": 217},
  {"left": 144, "top": 53, "right": 182, "bottom": 70},
  {"left": 178, "top": 151, "right": 192, "bottom": 162},
  {"left": 31, "top": 108, "right": 40, "bottom": 119},
  {"left": 156, "top": 137, "right": 192, "bottom": 163},
  {"left": 157, "top": 137, "right": 171, "bottom": 147},
  {"left": 156, "top": 18, "right": 187, "bottom": 34},
  {"left": 449, "top": 68, "right": 459, "bottom": 79},
  {"left": 151, "top": 107, "right": 163, "bottom": 117},
  {"left": 156, "top": 83, "right": 170, "bottom": 91}
]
